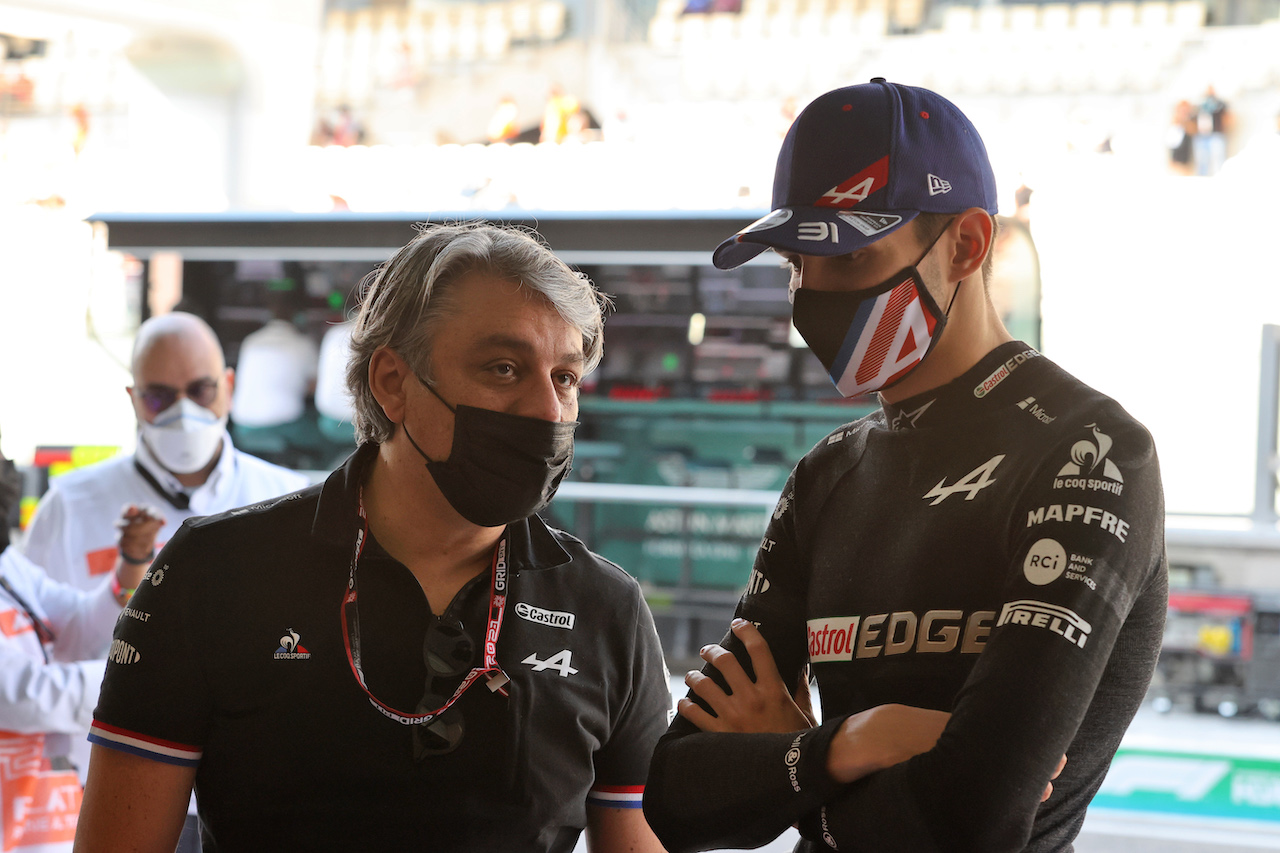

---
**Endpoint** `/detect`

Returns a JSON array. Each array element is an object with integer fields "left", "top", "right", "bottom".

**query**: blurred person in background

[
  {"left": 0, "top": 428, "right": 155, "bottom": 852},
  {"left": 24, "top": 311, "right": 309, "bottom": 850},
  {"left": 1166, "top": 99, "right": 1197, "bottom": 176},
  {"left": 230, "top": 278, "right": 322, "bottom": 459},
  {"left": 644, "top": 79, "right": 1167, "bottom": 853},
  {"left": 315, "top": 319, "right": 357, "bottom": 451},
  {"left": 75, "top": 223, "right": 671, "bottom": 852},
  {"left": 540, "top": 84, "right": 580, "bottom": 144},
  {"left": 1194, "top": 84, "right": 1232, "bottom": 176},
  {"left": 487, "top": 94, "right": 521, "bottom": 143}
]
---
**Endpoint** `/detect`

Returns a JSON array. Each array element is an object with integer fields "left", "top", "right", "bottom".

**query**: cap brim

[{"left": 712, "top": 207, "right": 920, "bottom": 270}]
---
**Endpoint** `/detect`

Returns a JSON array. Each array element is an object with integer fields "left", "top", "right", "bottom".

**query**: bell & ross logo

[{"left": 785, "top": 731, "right": 806, "bottom": 792}]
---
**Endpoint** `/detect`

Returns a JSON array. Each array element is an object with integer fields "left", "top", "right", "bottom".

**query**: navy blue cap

[{"left": 713, "top": 79, "right": 998, "bottom": 270}]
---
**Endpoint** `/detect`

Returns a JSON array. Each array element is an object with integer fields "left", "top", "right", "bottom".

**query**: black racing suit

[{"left": 644, "top": 342, "right": 1168, "bottom": 852}]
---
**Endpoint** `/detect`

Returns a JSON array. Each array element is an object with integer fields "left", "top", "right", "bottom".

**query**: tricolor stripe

[
  {"left": 88, "top": 721, "right": 203, "bottom": 767},
  {"left": 587, "top": 784, "right": 644, "bottom": 809}
]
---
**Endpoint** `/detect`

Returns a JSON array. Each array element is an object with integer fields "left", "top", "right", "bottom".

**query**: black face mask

[
  {"left": 0, "top": 459, "right": 20, "bottom": 550},
  {"left": 402, "top": 379, "right": 577, "bottom": 528}
]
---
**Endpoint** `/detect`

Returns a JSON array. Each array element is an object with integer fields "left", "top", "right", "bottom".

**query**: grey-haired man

[{"left": 78, "top": 223, "right": 671, "bottom": 852}]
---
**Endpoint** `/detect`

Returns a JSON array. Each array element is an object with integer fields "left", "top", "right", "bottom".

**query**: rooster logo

[
  {"left": 1058, "top": 424, "right": 1123, "bottom": 483},
  {"left": 275, "top": 628, "right": 310, "bottom": 658}
]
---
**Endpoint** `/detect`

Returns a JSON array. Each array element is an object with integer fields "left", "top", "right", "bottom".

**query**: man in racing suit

[{"left": 643, "top": 79, "right": 1167, "bottom": 853}]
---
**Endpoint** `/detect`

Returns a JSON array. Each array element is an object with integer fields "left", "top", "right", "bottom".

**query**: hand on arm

[
  {"left": 112, "top": 504, "right": 164, "bottom": 604},
  {"left": 678, "top": 618, "right": 816, "bottom": 734}
]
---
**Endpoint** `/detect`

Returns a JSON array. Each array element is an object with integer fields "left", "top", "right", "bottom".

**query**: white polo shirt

[{"left": 23, "top": 432, "right": 310, "bottom": 592}]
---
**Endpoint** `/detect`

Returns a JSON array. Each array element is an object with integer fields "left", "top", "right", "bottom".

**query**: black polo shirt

[{"left": 91, "top": 444, "right": 671, "bottom": 852}]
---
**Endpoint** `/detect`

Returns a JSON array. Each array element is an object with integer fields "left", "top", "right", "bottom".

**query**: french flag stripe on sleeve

[
  {"left": 88, "top": 721, "right": 203, "bottom": 767},
  {"left": 587, "top": 784, "right": 645, "bottom": 809}
]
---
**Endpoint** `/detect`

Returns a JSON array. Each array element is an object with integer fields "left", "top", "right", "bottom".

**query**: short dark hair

[{"left": 913, "top": 211, "right": 999, "bottom": 288}]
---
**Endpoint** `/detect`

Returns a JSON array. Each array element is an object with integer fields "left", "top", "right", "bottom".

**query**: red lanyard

[{"left": 340, "top": 488, "right": 510, "bottom": 726}]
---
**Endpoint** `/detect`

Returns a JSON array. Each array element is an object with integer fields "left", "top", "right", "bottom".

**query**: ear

[
  {"left": 368, "top": 347, "right": 411, "bottom": 425},
  {"left": 223, "top": 367, "right": 235, "bottom": 398},
  {"left": 943, "top": 208, "right": 993, "bottom": 283}
]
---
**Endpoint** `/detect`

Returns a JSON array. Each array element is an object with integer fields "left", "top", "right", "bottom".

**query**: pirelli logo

[{"left": 997, "top": 600, "right": 1091, "bottom": 648}]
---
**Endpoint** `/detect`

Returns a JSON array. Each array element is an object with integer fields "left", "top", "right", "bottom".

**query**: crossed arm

[{"left": 655, "top": 614, "right": 1064, "bottom": 845}]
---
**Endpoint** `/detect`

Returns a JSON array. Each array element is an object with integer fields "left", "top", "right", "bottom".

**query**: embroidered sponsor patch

[
  {"left": 1023, "top": 538, "right": 1067, "bottom": 585},
  {"left": 514, "top": 602, "right": 575, "bottom": 630},
  {"left": 997, "top": 600, "right": 1092, "bottom": 647}
]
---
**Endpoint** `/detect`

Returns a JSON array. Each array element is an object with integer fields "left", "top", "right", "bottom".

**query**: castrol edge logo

[{"left": 808, "top": 616, "right": 860, "bottom": 662}]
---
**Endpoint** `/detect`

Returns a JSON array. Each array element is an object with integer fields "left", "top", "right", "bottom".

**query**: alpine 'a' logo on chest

[{"left": 923, "top": 454, "right": 1005, "bottom": 505}]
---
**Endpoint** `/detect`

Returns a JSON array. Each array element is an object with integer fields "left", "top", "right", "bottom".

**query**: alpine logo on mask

[{"left": 793, "top": 275, "right": 943, "bottom": 398}]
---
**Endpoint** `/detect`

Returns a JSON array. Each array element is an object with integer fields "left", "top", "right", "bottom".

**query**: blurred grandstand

[{"left": 1, "top": 0, "right": 1278, "bottom": 213}]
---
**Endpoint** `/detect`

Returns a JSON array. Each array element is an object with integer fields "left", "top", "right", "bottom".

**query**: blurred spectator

[
  {"left": 231, "top": 279, "right": 319, "bottom": 432},
  {"left": 487, "top": 94, "right": 520, "bottom": 143},
  {"left": 1013, "top": 182, "right": 1034, "bottom": 225},
  {"left": 1194, "top": 85, "right": 1232, "bottom": 176},
  {"left": 539, "top": 84, "right": 580, "bottom": 144},
  {"left": 70, "top": 103, "right": 90, "bottom": 157},
  {"left": 310, "top": 116, "right": 335, "bottom": 146},
  {"left": 331, "top": 104, "right": 366, "bottom": 147},
  {"left": 314, "top": 320, "right": 357, "bottom": 447},
  {"left": 22, "top": 311, "right": 308, "bottom": 847},
  {"left": 0, "top": 429, "right": 154, "bottom": 853},
  {"left": 682, "top": 0, "right": 713, "bottom": 12},
  {"left": 1166, "top": 100, "right": 1196, "bottom": 176}
]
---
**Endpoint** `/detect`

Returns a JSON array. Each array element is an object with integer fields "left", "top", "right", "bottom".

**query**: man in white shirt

[
  {"left": 25, "top": 311, "right": 309, "bottom": 592},
  {"left": 230, "top": 281, "right": 320, "bottom": 431},
  {"left": 22, "top": 311, "right": 309, "bottom": 850},
  {"left": 1, "top": 429, "right": 152, "bottom": 853}
]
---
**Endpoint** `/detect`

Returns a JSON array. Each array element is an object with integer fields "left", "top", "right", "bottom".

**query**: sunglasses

[
  {"left": 411, "top": 616, "right": 475, "bottom": 759},
  {"left": 138, "top": 378, "right": 221, "bottom": 416}
]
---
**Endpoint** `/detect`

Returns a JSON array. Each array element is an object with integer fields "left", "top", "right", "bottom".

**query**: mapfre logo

[{"left": 808, "top": 617, "right": 860, "bottom": 662}]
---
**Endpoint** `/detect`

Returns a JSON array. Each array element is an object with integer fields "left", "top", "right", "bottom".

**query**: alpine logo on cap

[
  {"left": 816, "top": 156, "right": 889, "bottom": 209},
  {"left": 927, "top": 174, "right": 952, "bottom": 196},
  {"left": 837, "top": 211, "right": 903, "bottom": 236}
]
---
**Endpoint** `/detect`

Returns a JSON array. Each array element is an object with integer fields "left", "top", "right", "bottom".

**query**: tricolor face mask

[
  {"left": 402, "top": 378, "right": 576, "bottom": 528},
  {"left": 790, "top": 225, "right": 955, "bottom": 398}
]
